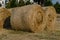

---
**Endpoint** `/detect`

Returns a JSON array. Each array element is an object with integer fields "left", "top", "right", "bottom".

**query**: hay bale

[
  {"left": 0, "top": 7, "right": 11, "bottom": 29},
  {"left": 11, "top": 4, "right": 47, "bottom": 33},
  {"left": 42, "top": 6, "right": 57, "bottom": 32},
  {"left": 7, "top": 8, "right": 13, "bottom": 14}
]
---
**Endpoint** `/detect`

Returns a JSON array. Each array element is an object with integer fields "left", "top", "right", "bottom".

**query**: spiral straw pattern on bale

[
  {"left": 42, "top": 6, "right": 57, "bottom": 32},
  {"left": 11, "top": 4, "right": 47, "bottom": 33},
  {"left": 0, "top": 7, "right": 11, "bottom": 29}
]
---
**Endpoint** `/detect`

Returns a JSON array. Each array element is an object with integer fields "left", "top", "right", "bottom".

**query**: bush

[{"left": 54, "top": 2, "right": 60, "bottom": 13}]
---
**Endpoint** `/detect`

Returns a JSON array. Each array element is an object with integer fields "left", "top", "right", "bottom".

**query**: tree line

[
  {"left": 6, "top": 0, "right": 32, "bottom": 8},
  {"left": 6, "top": 0, "right": 60, "bottom": 13}
]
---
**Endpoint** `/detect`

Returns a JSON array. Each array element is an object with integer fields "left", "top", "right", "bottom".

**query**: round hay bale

[
  {"left": 7, "top": 8, "right": 13, "bottom": 14},
  {"left": 0, "top": 7, "right": 11, "bottom": 29},
  {"left": 11, "top": 4, "right": 47, "bottom": 33},
  {"left": 42, "top": 6, "right": 57, "bottom": 32}
]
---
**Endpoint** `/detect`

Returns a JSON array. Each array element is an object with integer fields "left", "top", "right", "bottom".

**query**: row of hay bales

[{"left": 0, "top": 4, "right": 57, "bottom": 33}]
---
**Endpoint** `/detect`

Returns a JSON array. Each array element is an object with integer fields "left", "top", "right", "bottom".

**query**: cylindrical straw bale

[
  {"left": 11, "top": 4, "right": 47, "bottom": 33},
  {"left": 42, "top": 6, "right": 57, "bottom": 32}
]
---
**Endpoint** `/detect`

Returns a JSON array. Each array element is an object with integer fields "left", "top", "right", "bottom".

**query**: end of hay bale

[
  {"left": 42, "top": 6, "right": 57, "bottom": 32},
  {"left": 0, "top": 7, "right": 11, "bottom": 29}
]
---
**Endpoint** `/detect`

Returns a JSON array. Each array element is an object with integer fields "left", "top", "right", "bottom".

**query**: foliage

[
  {"left": 54, "top": 2, "right": 60, "bottom": 13},
  {"left": 6, "top": 0, "right": 32, "bottom": 8},
  {"left": 18, "top": 0, "right": 25, "bottom": 7},
  {"left": 44, "top": 0, "right": 53, "bottom": 6},
  {"left": 6, "top": 0, "right": 18, "bottom": 8},
  {"left": 26, "top": 0, "right": 31, "bottom": 5},
  {"left": 0, "top": 4, "right": 2, "bottom": 7}
]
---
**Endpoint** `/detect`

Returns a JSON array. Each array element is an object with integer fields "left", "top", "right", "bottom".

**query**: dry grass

[{"left": 0, "top": 29, "right": 60, "bottom": 40}]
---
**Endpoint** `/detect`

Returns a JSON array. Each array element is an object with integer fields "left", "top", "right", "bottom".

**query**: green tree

[
  {"left": 26, "top": 0, "right": 31, "bottom": 5},
  {"left": 6, "top": 0, "right": 32, "bottom": 8},
  {"left": 0, "top": 4, "right": 2, "bottom": 7},
  {"left": 18, "top": 0, "right": 25, "bottom": 7},
  {"left": 10, "top": 0, "right": 17, "bottom": 8},
  {"left": 6, "top": 0, "right": 18, "bottom": 8},
  {"left": 44, "top": 0, "right": 53, "bottom": 6},
  {"left": 54, "top": 2, "right": 60, "bottom": 13}
]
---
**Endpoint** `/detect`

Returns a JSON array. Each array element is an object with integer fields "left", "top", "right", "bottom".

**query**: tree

[
  {"left": 6, "top": 0, "right": 18, "bottom": 8},
  {"left": 33, "top": 0, "right": 45, "bottom": 6},
  {"left": 44, "top": 0, "right": 53, "bottom": 6},
  {"left": 26, "top": 0, "right": 31, "bottom": 5},
  {"left": 0, "top": 4, "right": 2, "bottom": 7},
  {"left": 10, "top": 0, "right": 17, "bottom": 8},
  {"left": 54, "top": 2, "right": 60, "bottom": 13},
  {"left": 6, "top": 0, "right": 32, "bottom": 8},
  {"left": 18, "top": 0, "right": 25, "bottom": 7}
]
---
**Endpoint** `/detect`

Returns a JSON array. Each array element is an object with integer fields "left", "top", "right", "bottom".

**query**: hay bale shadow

[{"left": 3, "top": 16, "right": 12, "bottom": 30}]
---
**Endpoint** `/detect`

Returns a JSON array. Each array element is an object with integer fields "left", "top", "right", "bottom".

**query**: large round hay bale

[
  {"left": 11, "top": 4, "right": 47, "bottom": 33},
  {"left": 42, "top": 6, "right": 57, "bottom": 32},
  {"left": 7, "top": 8, "right": 13, "bottom": 14},
  {"left": 0, "top": 7, "right": 11, "bottom": 29}
]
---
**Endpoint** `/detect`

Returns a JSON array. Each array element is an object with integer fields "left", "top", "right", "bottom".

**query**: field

[{"left": 0, "top": 14, "right": 60, "bottom": 40}]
